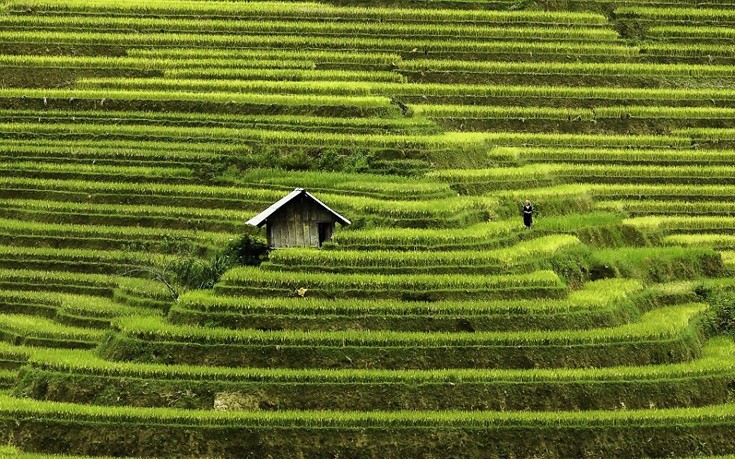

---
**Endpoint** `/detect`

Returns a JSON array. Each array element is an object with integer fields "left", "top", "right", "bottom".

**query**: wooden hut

[{"left": 246, "top": 188, "right": 351, "bottom": 248}]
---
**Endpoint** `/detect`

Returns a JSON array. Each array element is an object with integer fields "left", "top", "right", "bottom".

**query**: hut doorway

[{"left": 318, "top": 222, "right": 333, "bottom": 247}]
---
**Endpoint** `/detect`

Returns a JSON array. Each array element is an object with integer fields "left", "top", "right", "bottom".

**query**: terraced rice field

[{"left": 0, "top": 0, "right": 734, "bottom": 457}]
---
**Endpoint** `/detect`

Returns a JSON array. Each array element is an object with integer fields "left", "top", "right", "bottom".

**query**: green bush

[{"left": 222, "top": 235, "right": 269, "bottom": 267}]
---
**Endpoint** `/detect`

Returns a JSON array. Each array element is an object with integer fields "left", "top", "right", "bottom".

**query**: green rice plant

[
  {"left": 616, "top": 6, "right": 735, "bottom": 21},
  {"left": 0, "top": 16, "right": 620, "bottom": 41},
  {"left": 591, "top": 246, "right": 722, "bottom": 282},
  {"left": 455, "top": 133, "right": 686, "bottom": 149},
  {"left": 0, "top": 198, "right": 250, "bottom": 232},
  {"left": 676, "top": 128, "right": 735, "bottom": 141},
  {"left": 530, "top": 211, "right": 623, "bottom": 231},
  {"left": 0, "top": 177, "right": 488, "bottom": 227},
  {"left": 112, "top": 303, "right": 704, "bottom": 347},
  {"left": 0, "top": 289, "right": 66, "bottom": 307},
  {"left": 178, "top": 278, "right": 641, "bottom": 317},
  {"left": 0, "top": 109, "right": 436, "bottom": 137},
  {"left": 0, "top": 289, "right": 160, "bottom": 329},
  {"left": 128, "top": 48, "right": 402, "bottom": 67},
  {"left": 488, "top": 147, "right": 735, "bottom": 165},
  {"left": 601, "top": 200, "right": 735, "bottom": 216},
  {"left": 0, "top": 195, "right": 473, "bottom": 232},
  {"left": 5, "top": 79, "right": 723, "bottom": 122},
  {"left": 0, "top": 313, "right": 103, "bottom": 348},
  {"left": 4, "top": 1, "right": 609, "bottom": 26},
  {"left": 0, "top": 31, "right": 637, "bottom": 61},
  {"left": 235, "top": 169, "right": 453, "bottom": 200},
  {"left": 0, "top": 446, "right": 130, "bottom": 458},
  {"left": 99, "top": 302, "right": 706, "bottom": 369},
  {"left": 0, "top": 288, "right": 69, "bottom": 319},
  {"left": 0, "top": 137, "right": 245, "bottom": 154},
  {"left": 265, "top": 235, "right": 581, "bottom": 273},
  {"left": 219, "top": 267, "right": 565, "bottom": 290},
  {"left": 0, "top": 143, "right": 237, "bottom": 166},
  {"left": 81, "top": 79, "right": 735, "bottom": 107},
  {"left": 2, "top": 388, "right": 735, "bottom": 427},
  {"left": 58, "top": 294, "right": 160, "bottom": 324},
  {"left": 640, "top": 43, "right": 735, "bottom": 59},
  {"left": 649, "top": 26, "right": 735, "bottom": 41},
  {"left": 0, "top": 339, "right": 34, "bottom": 368},
  {"left": 0, "top": 218, "right": 233, "bottom": 247},
  {"left": 76, "top": 77, "right": 377, "bottom": 96},
  {"left": 0, "top": 177, "right": 285, "bottom": 216},
  {"left": 330, "top": 219, "right": 519, "bottom": 251},
  {"left": 0, "top": 87, "right": 395, "bottom": 116},
  {"left": 0, "top": 268, "right": 116, "bottom": 292},
  {"left": 18, "top": 334, "right": 734, "bottom": 411},
  {"left": 0, "top": 161, "right": 193, "bottom": 182},
  {"left": 557, "top": 164, "right": 735, "bottom": 184},
  {"left": 5, "top": 393, "right": 735, "bottom": 457},
  {"left": 163, "top": 68, "right": 406, "bottom": 83},
  {"left": 0, "top": 53, "right": 390, "bottom": 93},
  {"left": 388, "top": 83, "right": 687, "bottom": 99},
  {"left": 115, "top": 277, "right": 176, "bottom": 303},
  {"left": 414, "top": 104, "right": 594, "bottom": 121},
  {"left": 215, "top": 267, "right": 565, "bottom": 300},
  {"left": 721, "top": 251, "right": 735, "bottom": 267},
  {"left": 589, "top": 184, "right": 735, "bottom": 201},
  {"left": 0, "top": 89, "right": 390, "bottom": 113},
  {"left": 429, "top": 164, "right": 735, "bottom": 193},
  {"left": 0, "top": 245, "right": 174, "bottom": 271},
  {"left": 663, "top": 234, "right": 735, "bottom": 250},
  {"left": 0, "top": 269, "right": 114, "bottom": 284},
  {"left": 39, "top": 315, "right": 735, "bottom": 386},
  {"left": 626, "top": 216, "right": 735, "bottom": 233},
  {"left": 0, "top": 53, "right": 333, "bottom": 72},
  {"left": 170, "top": 277, "right": 657, "bottom": 332},
  {"left": 418, "top": 105, "right": 735, "bottom": 121},
  {"left": 494, "top": 191, "right": 613, "bottom": 241},
  {"left": 0, "top": 176, "right": 284, "bottom": 204},
  {"left": 428, "top": 165, "right": 560, "bottom": 194},
  {"left": 330, "top": 211, "right": 618, "bottom": 251},
  {"left": 0, "top": 120, "right": 491, "bottom": 151},
  {"left": 402, "top": 60, "right": 735, "bottom": 78},
  {"left": 389, "top": 83, "right": 735, "bottom": 106}
]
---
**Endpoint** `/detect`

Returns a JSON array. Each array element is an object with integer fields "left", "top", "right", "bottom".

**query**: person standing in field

[{"left": 522, "top": 200, "right": 533, "bottom": 229}]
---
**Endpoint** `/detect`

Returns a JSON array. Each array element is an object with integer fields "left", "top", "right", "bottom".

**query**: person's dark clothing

[{"left": 523, "top": 205, "right": 533, "bottom": 228}]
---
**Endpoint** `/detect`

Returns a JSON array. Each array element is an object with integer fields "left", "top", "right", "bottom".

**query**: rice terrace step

[{"left": 0, "top": 0, "right": 734, "bottom": 457}]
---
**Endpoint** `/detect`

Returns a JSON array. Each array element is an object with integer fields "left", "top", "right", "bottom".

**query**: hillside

[{"left": 0, "top": 0, "right": 734, "bottom": 457}]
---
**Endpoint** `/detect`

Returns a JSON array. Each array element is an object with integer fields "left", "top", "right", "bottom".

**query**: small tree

[
  {"left": 121, "top": 235, "right": 269, "bottom": 300},
  {"left": 223, "top": 234, "right": 269, "bottom": 267}
]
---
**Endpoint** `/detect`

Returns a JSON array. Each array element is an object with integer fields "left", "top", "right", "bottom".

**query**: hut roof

[{"left": 245, "top": 188, "right": 351, "bottom": 227}]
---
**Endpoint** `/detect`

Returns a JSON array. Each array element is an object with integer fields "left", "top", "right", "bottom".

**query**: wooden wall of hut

[{"left": 266, "top": 196, "right": 337, "bottom": 248}]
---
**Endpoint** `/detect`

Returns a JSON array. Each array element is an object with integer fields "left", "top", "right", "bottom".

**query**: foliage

[{"left": 222, "top": 235, "right": 269, "bottom": 267}]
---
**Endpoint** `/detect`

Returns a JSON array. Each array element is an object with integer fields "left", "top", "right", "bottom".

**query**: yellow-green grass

[
  {"left": 171, "top": 278, "right": 653, "bottom": 332},
  {"left": 3, "top": 1, "right": 609, "bottom": 26},
  {"left": 100, "top": 303, "right": 706, "bottom": 370},
  {"left": 264, "top": 234, "right": 581, "bottom": 273},
  {"left": 487, "top": 147, "right": 735, "bottom": 165},
  {"left": 0, "top": 31, "right": 637, "bottom": 61},
  {"left": 31, "top": 328, "right": 735, "bottom": 387},
  {"left": 177, "top": 278, "right": 642, "bottom": 317},
  {"left": 13, "top": 336, "right": 734, "bottom": 410},
  {"left": 0, "top": 16, "right": 620, "bottom": 42},
  {"left": 0, "top": 313, "right": 103, "bottom": 348},
  {"left": 215, "top": 267, "right": 566, "bottom": 300},
  {"left": 0, "top": 446, "right": 135, "bottom": 458},
  {"left": 114, "top": 303, "right": 704, "bottom": 348},
  {"left": 626, "top": 216, "right": 735, "bottom": 233}
]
